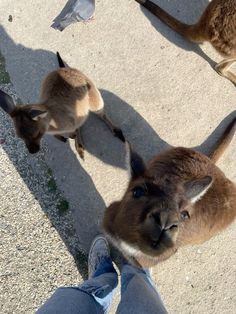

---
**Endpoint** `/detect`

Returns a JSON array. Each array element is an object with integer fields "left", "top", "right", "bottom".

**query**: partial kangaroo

[
  {"left": 103, "top": 116, "right": 236, "bottom": 267},
  {"left": 135, "top": 0, "right": 236, "bottom": 85},
  {"left": 0, "top": 52, "right": 125, "bottom": 158}
]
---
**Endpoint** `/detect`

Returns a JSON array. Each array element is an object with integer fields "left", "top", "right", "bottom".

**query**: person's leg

[
  {"left": 36, "top": 235, "right": 118, "bottom": 314},
  {"left": 116, "top": 261, "right": 168, "bottom": 314}
]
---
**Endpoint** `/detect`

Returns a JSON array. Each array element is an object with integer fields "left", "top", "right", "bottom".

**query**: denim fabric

[{"left": 36, "top": 257, "right": 167, "bottom": 314}]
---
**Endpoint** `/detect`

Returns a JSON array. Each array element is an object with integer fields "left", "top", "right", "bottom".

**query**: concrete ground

[{"left": 0, "top": 0, "right": 235, "bottom": 313}]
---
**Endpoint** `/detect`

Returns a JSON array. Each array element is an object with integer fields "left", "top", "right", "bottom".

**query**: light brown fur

[
  {"left": 135, "top": 0, "right": 236, "bottom": 85},
  {"left": 0, "top": 53, "right": 125, "bottom": 156},
  {"left": 103, "top": 117, "right": 236, "bottom": 268}
]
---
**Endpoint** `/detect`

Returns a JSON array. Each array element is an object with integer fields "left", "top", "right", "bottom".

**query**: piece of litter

[
  {"left": 51, "top": 0, "right": 95, "bottom": 31},
  {"left": 8, "top": 15, "right": 13, "bottom": 22}
]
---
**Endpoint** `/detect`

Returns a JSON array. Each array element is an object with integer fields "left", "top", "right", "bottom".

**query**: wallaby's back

[{"left": 40, "top": 68, "right": 89, "bottom": 104}]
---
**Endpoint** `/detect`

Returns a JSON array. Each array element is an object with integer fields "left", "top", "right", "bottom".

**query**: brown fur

[
  {"left": 103, "top": 117, "right": 236, "bottom": 268},
  {"left": 135, "top": 0, "right": 236, "bottom": 85},
  {"left": 0, "top": 53, "right": 125, "bottom": 156}
]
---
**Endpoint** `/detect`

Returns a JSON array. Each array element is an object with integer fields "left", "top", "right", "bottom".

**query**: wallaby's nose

[
  {"left": 151, "top": 224, "right": 163, "bottom": 241},
  {"left": 164, "top": 222, "right": 178, "bottom": 231},
  {"left": 152, "top": 211, "right": 178, "bottom": 231}
]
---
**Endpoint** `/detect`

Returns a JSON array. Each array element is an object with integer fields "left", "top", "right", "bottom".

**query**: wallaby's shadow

[
  {"left": 45, "top": 134, "right": 106, "bottom": 246},
  {"left": 1, "top": 118, "right": 100, "bottom": 280},
  {"left": 138, "top": 0, "right": 215, "bottom": 67},
  {"left": 82, "top": 89, "right": 170, "bottom": 165}
]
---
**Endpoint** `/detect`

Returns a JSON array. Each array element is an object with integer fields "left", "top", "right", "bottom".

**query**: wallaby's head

[
  {"left": 0, "top": 90, "right": 48, "bottom": 154},
  {"left": 103, "top": 143, "right": 212, "bottom": 261}
]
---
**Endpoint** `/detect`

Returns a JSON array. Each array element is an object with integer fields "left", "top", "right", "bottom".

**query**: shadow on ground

[
  {"left": 137, "top": 0, "right": 216, "bottom": 67},
  {"left": 0, "top": 24, "right": 235, "bottom": 278}
]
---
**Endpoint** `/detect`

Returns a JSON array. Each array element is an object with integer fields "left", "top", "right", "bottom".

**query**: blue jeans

[{"left": 36, "top": 257, "right": 167, "bottom": 314}]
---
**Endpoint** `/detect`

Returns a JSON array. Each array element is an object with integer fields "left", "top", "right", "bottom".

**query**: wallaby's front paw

[{"left": 78, "top": 147, "right": 85, "bottom": 160}]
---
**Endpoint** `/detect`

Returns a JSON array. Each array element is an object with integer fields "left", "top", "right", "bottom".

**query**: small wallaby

[
  {"left": 135, "top": 0, "right": 236, "bottom": 85},
  {"left": 0, "top": 52, "right": 125, "bottom": 158},
  {"left": 103, "top": 116, "right": 236, "bottom": 267}
]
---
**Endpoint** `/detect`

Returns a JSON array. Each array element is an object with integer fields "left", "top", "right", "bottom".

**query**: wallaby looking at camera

[
  {"left": 135, "top": 0, "right": 236, "bottom": 85},
  {"left": 0, "top": 52, "right": 125, "bottom": 158},
  {"left": 103, "top": 116, "right": 236, "bottom": 268}
]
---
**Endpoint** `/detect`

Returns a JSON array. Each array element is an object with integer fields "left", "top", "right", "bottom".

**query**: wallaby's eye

[
  {"left": 180, "top": 211, "right": 190, "bottom": 221},
  {"left": 132, "top": 186, "right": 146, "bottom": 199}
]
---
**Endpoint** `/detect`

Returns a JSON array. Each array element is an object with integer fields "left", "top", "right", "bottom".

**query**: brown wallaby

[
  {"left": 135, "top": 0, "right": 236, "bottom": 85},
  {"left": 0, "top": 52, "right": 125, "bottom": 158},
  {"left": 103, "top": 116, "right": 236, "bottom": 268}
]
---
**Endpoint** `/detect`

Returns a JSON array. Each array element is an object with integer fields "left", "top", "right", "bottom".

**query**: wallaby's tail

[
  {"left": 135, "top": 0, "right": 204, "bottom": 42},
  {"left": 208, "top": 117, "right": 236, "bottom": 163},
  {"left": 56, "top": 52, "right": 66, "bottom": 68}
]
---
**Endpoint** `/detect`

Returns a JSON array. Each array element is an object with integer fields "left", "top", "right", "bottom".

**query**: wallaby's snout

[
  {"left": 20, "top": 130, "right": 42, "bottom": 154},
  {"left": 27, "top": 144, "right": 40, "bottom": 154},
  {"left": 26, "top": 141, "right": 40, "bottom": 154},
  {"left": 0, "top": 89, "right": 48, "bottom": 154},
  {"left": 151, "top": 210, "right": 179, "bottom": 234},
  {"left": 11, "top": 107, "right": 47, "bottom": 154},
  {"left": 142, "top": 209, "right": 179, "bottom": 252}
]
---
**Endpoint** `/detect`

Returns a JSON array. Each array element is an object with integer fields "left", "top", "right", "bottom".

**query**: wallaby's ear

[
  {"left": 126, "top": 142, "right": 146, "bottom": 179},
  {"left": 184, "top": 176, "right": 213, "bottom": 204},
  {"left": 29, "top": 109, "right": 48, "bottom": 121},
  {"left": 0, "top": 89, "right": 16, "bottom": 115}
]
